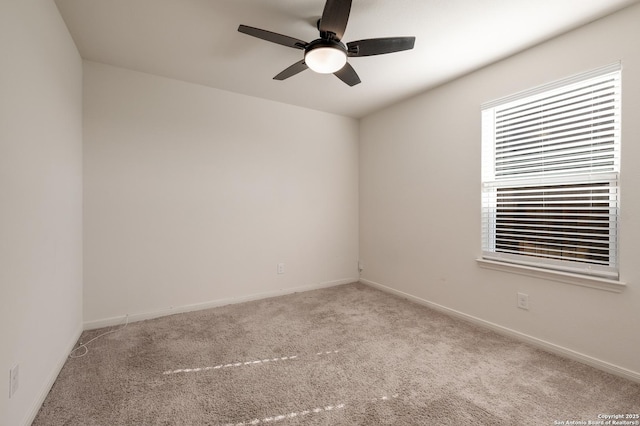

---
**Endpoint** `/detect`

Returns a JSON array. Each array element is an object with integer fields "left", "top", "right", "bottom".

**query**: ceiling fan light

[{"left": 305, "top": 46, "right": 347, "bottom": 74}]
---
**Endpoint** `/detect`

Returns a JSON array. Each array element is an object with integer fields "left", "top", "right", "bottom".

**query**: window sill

[{"left": 476, "top": 259, "right": 626, "bottom": 293}]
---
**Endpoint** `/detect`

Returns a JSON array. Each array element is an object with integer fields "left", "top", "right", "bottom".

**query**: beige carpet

[{"left": 34, "top": 283, "right": 640, "bottom": 425}]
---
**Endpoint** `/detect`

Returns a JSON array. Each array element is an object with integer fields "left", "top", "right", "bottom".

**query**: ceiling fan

[{"left": 238, "top": 0, "right": 416, "bottom": 86}]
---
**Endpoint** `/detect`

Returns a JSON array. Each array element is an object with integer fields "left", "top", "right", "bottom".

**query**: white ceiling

[{"left": 55, "top": 0, "right": 638, "bottom": 118}]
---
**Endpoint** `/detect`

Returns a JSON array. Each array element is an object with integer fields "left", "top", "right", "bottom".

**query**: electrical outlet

[
  {"left": 9, "top": 364, "right": 19, "bottom": 398},
  {"left": 277, "top": 263, "right": 285, "bottom": 274},
  {"left": 517, "top": 292, "right": 529, "bottom": 310}
]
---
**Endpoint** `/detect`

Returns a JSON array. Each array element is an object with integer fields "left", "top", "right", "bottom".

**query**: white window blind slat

[
  {"left": 496, "top": 131, "right": 617, "bottom": 155},
  {"left": 496, "top": 82, "right": 619, "bottom": 123},
  {"left": 496, "top": 116, "right": 618, "bottom": 146},
  {"left": 496, "top": 90, "right": 618, "bottom": 131}
]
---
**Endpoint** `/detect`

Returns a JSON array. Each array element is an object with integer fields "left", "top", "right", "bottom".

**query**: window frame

[{"left": 480, "top": 63, "right": 622, "bottom": 283}]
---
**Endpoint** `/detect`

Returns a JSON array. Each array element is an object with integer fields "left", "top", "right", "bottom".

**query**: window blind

[{"left": 481, "top": 64, "right": 621, "bottom": 279}]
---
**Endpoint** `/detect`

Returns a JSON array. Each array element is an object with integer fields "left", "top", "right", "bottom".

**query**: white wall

[
  {"left": 83, "top": 61, "right": 359, "bottom": 326},
  {"left": 0, "top": 1, "right": 83, "bottom": 425},
  {"left": 359, "top": 3, "right": 640, "bottom": 379}
]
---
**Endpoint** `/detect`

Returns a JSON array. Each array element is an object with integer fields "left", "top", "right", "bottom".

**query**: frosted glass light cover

[{"left": 305, "top": 47, "right": 347, "bottom": 74}]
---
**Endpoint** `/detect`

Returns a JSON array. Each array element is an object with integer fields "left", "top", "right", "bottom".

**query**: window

[{"left": 481, "top": 63, "right": 621, "bottom": 280}]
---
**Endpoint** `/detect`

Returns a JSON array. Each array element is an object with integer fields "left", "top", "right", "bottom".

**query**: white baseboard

[
  {"left": 359, "top": 278, "right": 640, "bottom": 384},
  {"left": 22, "top": 323, "right": 83, "bottom": 426},
  {"left": 84, "top": 277, "right": 358, "bottom": 330}
]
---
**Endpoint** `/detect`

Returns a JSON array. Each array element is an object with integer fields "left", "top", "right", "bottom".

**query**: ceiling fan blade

[
  {"left": 273, "top": 60, "right": 309, "bottom": 80},
  {"left": 347, "top": 37, "right": 416, "bottom": 57},
  {"left": 319, "top": 0, "right": 352, "bottom": 41},
  {"left": 238, "top": 25, "right": 307, "bottom": 49},
  {"left": 334, "top": 62, "right": 361, "bottom": 86}
]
